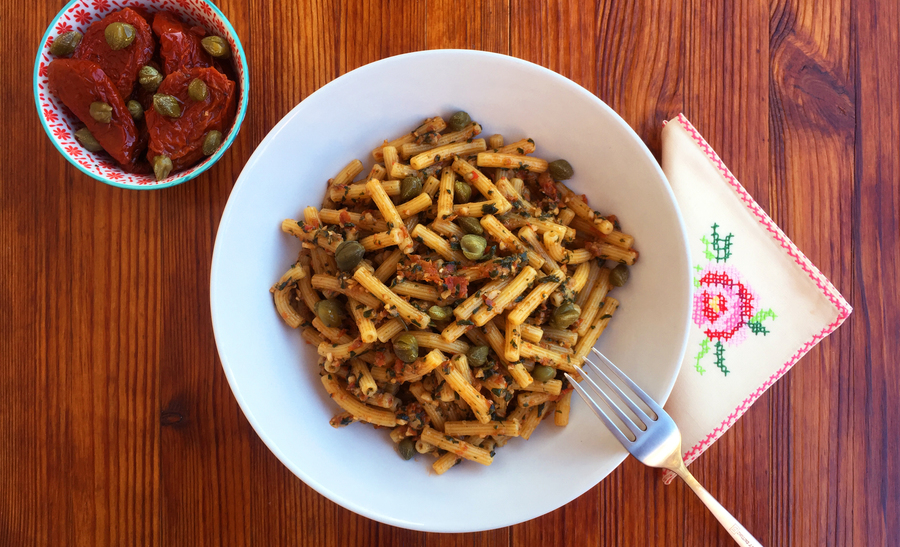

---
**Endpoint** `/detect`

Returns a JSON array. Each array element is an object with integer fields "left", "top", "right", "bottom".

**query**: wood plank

[
  {"left": 511, "top": 0, "right": 598, "bottom": 94},
  {"left": 156, "top": 0, "right": 254, "bottom": 545},
  {"left": 0, "top": 4, "right": 64, "bottom": 543},
  {"left": 2, "top": 2, "right": 164, "bottom": 546},
  {"left": 769, "top": 0, "right": 856, "bottom": 545},
  {"left": 851, "top": 1, "right": 900, "bottom": 546},
  {"left": 425, "top": 0, "right": 509, "bottom": 53},
  {"left": 594, "top": 0, "right": 685, "bottom": 156}
]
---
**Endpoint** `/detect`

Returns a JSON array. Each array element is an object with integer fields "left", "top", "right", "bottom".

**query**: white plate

[{"left": 211, "top": 50, "right": 691, "bottom": 532}]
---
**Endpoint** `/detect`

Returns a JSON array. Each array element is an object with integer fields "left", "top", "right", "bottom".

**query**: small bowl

[{"left": 33, "top": 0, "right": 249, "bottom": 190}]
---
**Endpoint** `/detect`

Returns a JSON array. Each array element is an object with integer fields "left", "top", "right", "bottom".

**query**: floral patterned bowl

[{"left": 33, "top": 0, "right": 249, "bottom": 189}]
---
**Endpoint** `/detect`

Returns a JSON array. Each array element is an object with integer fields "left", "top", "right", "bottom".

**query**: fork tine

[
  {"left": 592, "top": 348, "right": 663, "bottom": 418},
  {"left": 573, "top": 365, "right": 645, "bottom": 438},
  {"left": 564, "top": 373, "right": 632, "bottom": 446},
  {"left": 583, "top": 355, "right": 655, "bottom": 425}
]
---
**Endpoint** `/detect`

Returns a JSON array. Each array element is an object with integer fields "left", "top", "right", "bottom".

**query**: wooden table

[{"left": 4, "top": 1, "right": 898, "bottom": 545}]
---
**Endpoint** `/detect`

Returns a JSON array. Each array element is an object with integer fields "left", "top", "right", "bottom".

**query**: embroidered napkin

[{"left": 659, "top": 114, "right": 851, "bottom": 483}]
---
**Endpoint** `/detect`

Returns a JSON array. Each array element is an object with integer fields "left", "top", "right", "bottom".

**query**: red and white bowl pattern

[{"left": 35, "top": 0, "right": 248, "bottom": 188}]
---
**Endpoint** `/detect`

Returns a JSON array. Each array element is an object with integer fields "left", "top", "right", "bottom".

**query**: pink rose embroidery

[
  {"left": 692, "top": 264, "right": 758, "bottom": 346},
  {"left": 691, "top": 224, "right": 775, "bottom": 377}
]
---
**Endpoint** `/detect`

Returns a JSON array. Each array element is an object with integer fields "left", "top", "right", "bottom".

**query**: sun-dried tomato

[
  {"left": 145, "top": 67, "right": 236, "bottom": 170},
  {"left": 442, "top": 276, "right": 469, "bottom": 299},
  {"left": 152, "top": 11, "right": 213, "bottom": 75},
  {"left": 537, "top": 172, "right": 558, "bottom": 200},
  {"left": 73, "top": 8, "right": 155, "bottom": 98},
  {"left": 47, "top": 59, "right": 142, "bottom": 167}
]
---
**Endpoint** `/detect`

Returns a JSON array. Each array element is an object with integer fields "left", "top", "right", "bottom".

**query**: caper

[
  {"left": 399, "top": 175, "right": 423, "bottom": 202},
  {"left": 460, "top": 234, "right": 487, "bottom": 261},
  {"left": 315, "top": 299, "right": 346, "bottom": 328},
  {"left": 202, "top": 130, "right": 223, "bottom": 156},
  {"left": 152, "top": 155, "right": 173, "bottom": 181},
  {"left": 88, "top": 101, "right": 112, "bottom": 124},
  {"left": 394, "top": 333, "right": 419, "bottom": 363},
  {"left": 453, "top": 180, "right": 472, "bottom": 203},
  {"left": 609, "top": 263, "right": 629, "bottom": 287},
  {"left": 398, "top": 438, "right": 416, "bottom": 461},
  {"left": 126, "top": 100, "right": 143, "bottom": 120},
  {"left": 447, "top": 111, "right": 471, "bottom": 131},
  {"left": 104, "top": 22, "right": 136, "bottom": 50},
  {"left": 457, "top": 217, "right": 483, "bottom": 235},
  {"left": 50, "top": 31, "right": 82, "bottom": 56},
  {"left": 201, "top": 35, "right": 231, "bottom": 58},
  {"left": 428, "top": 305, "right": 453, "bottom": 322},
  {"left": 334, "top": 240, "right": 366, "bottom": 271},
  {"left": 138, "top": 66, "right": 163, "bottom": 92},
  {"left": 74, "top": 128, "right": 103, "bottom": 152},
  {"left": 550, "top": 302, "right": 581, "bottom": 329},
  {"left": 548, "top": 159, "right": 574, "bottom": 181},
  {"left": 467, "top": 345, "right": 490, "bottom": 367},
  {"left": 153, "top": 94, "right": 181, "bottom": 118},
  {"left": 188, "top": 78, "right": 208, "bottom": 101},
  {"left": 531, "top": 364, "right": 556, "bottom": 382}
]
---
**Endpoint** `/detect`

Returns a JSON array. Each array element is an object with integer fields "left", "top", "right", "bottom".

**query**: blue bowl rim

[{"left": 33, "top": 0, "right": 250, "bottom": 191}]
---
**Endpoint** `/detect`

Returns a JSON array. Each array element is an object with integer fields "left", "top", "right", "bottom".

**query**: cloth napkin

[{"left": 659, "top": 114, "right": 852, "bottom": 483}]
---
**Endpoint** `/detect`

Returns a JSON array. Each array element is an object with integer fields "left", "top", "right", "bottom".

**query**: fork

[{"left": 565, "top": 348, "right": 763, "bottom": 547}]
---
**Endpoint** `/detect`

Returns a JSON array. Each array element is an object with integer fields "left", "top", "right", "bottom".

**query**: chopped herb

[
  {"left": 457, "top": 319, "right": 474, "bottom": 326},
  {"left": 600, "top": 314, "right": 613, "bottom": 320},
  {"left": 481, "top": 203, "right": 498, "bottom": 214}
]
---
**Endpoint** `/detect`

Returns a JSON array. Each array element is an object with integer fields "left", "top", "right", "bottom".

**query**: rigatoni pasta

[{"left": 272, "top": 111, "right": 639, "bottom": 473}]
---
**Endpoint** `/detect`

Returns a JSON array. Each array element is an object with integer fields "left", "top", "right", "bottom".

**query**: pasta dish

[{"left": 271, "top": 112, "right": 637, "bottom": 473}]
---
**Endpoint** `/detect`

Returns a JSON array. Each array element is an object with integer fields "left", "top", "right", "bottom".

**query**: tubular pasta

[{"left": 274, "top": 114, "right": 638, "bottom": 473}]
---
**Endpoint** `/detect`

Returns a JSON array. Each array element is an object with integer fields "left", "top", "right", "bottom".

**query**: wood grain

[{"left": 1, "top": 0, "right": 898, "bottom": 546}]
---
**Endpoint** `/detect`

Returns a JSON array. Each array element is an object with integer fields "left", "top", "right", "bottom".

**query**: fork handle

[{"left": 671, "top": 463, "right": 763, "bottom": 547}]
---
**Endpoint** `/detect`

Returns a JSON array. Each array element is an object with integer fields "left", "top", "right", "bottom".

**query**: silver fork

[{"left": 565, "top": 348, "right": 763, "bottom": 547}]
